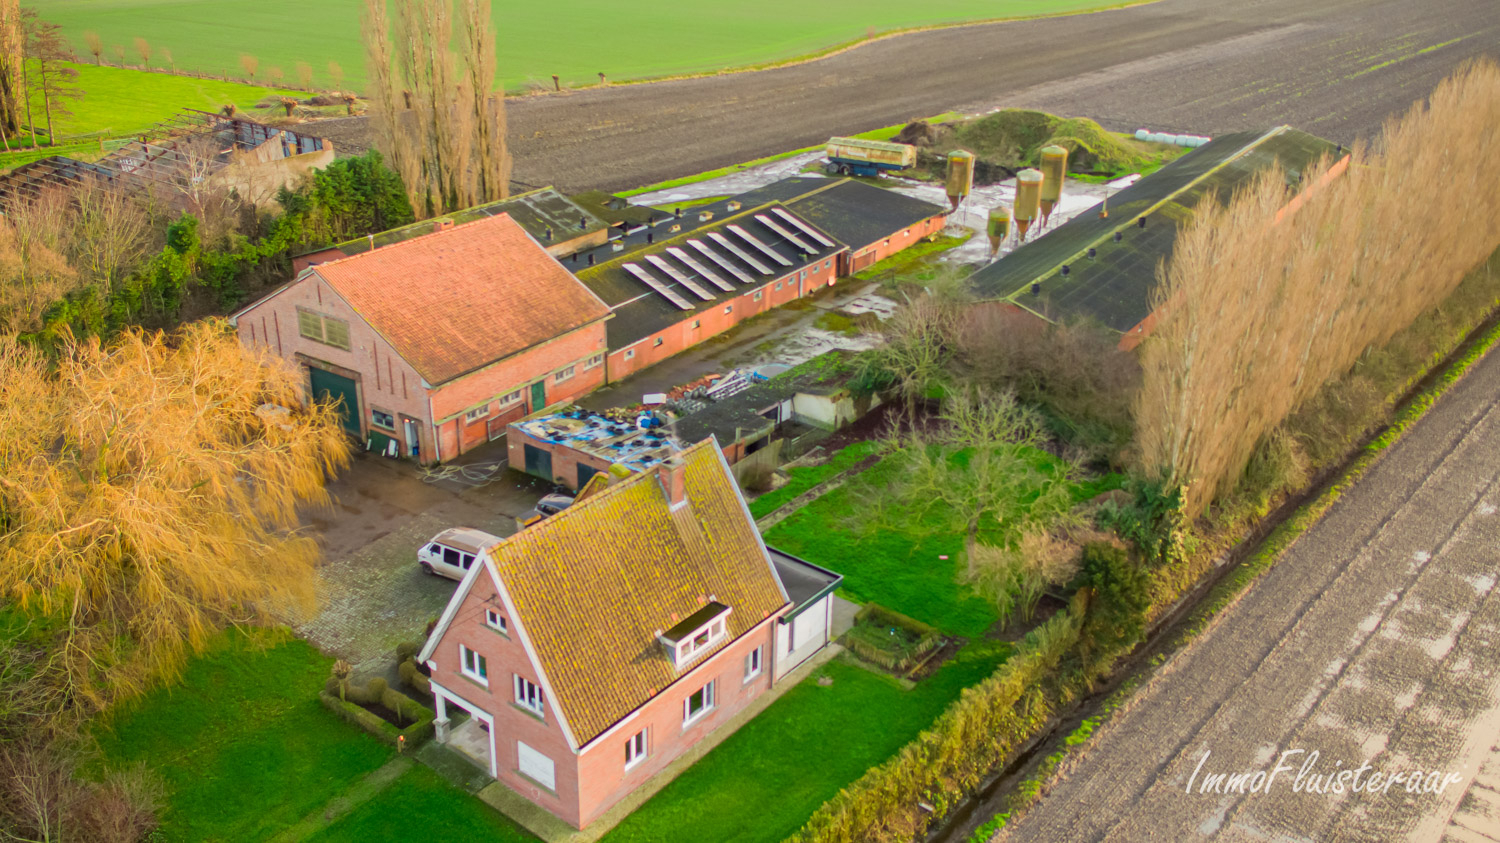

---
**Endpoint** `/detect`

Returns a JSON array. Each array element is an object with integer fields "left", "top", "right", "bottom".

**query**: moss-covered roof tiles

[{"left": 487, "top": 439, "right": 788, "bottom": 745}]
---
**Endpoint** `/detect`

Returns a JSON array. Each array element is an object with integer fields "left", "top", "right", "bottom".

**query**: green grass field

[
  {"left": 34, "top": 0, "right": 1146, "bottom": 92},
  {"left": 43, "top": 63, "right": 303, "bottom": 137}
]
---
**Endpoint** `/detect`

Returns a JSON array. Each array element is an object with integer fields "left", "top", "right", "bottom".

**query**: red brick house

[
  {"left": 230, "top": 212, "right": 612, "bottom": 463},
  {"left": 417, "top": 439, "right": 839, "bottom": 830}
]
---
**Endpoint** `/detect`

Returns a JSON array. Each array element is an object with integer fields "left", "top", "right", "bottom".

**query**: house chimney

[
  {"left": 659, "top": 457, "right": 687, "bottom": 508},
  {"left": 646, "top": 232, "right": 654, "bottom": 244},
  {"left": 434, "top": 219, "right": 454, "bottom": 233}
]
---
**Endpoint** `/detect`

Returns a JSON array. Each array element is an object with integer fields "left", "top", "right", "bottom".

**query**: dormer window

[{"left": 658, "top": 602, "right": 731, "bottom": 669}]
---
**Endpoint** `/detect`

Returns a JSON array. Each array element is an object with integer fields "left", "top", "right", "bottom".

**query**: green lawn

[
  {"left": 750, "top": 441, "right": 877, "bottom": 520},
  {"left": 95, "top": 628, "right": 394, "bottom": 842},
  {"left": 600, "top": 646, "right": 1008, "bottom": 843},
  {"left": 308, "top": 765, "right": 537, "bottom": 843},
  {"left": 34, "top": 0, "right": 1147, "bottom": 92},
  {"left": 28, "top": 62, "right": 302, "bottom": 139}
]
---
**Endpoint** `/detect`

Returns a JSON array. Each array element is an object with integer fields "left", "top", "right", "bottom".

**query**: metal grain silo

[
  {"left": 1014, "top": 168, "right": 1043, "bottom": 240},
  {"left": 987, "top": 204, "right": 1012, "bottom": 256},
  {"left": 1039, "top": 144, "right": 1068, "bottom": 223},
  {"left": 945, "top": 150, "right": 974, "bottom": 211}
]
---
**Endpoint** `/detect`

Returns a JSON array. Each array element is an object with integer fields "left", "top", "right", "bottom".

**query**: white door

[
  {"left": 517, "top": 741, "right": 555, "bottom": 791},
  {"left": 793, "top": 601, "right": 824, "bottom": 650}
]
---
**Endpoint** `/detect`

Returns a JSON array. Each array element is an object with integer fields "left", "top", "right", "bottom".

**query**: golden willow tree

[
  {"left": 363, "top": 0, "right": 512, "bottom": 218},
  {"left": 0, "top": 321, "right": 350, "bottom": 710},
  {"left": 1135, "top": 61, "right": 1500, "bottom": 516}
]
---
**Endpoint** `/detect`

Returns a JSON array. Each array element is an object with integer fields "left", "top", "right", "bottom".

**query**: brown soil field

[{"left": 309, "top": 0, "right": 1499, "bottom": 194}]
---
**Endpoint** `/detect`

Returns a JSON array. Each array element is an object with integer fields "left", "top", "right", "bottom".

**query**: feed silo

[
  {"left": 987, "top": 205, "right": 1012, "bottom": 256},
  {"left": 1014, "top": 168, "right": 1044, "bottom": 239},
  {"left": 1039, "top": 145, "right": 1068, "bottom": 223},
  {"left": 945, "top": 150, "right": 974, "bottom": 211}
]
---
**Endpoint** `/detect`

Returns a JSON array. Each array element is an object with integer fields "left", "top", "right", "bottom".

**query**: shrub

[
  {"left": 395, "top": 641, "right": 421, "bottom": 663},
  {"left": 1077, "top": 543, "right": 1150, "bottom": 660},
  {"left": 318, "top": 678, "right": 435, "bottom": 748},
  {"left": 398, "top": 658, "right": 431, "bottom": 698}
]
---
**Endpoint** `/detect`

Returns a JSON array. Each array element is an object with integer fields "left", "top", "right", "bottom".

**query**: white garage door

[
  {"left": 792, "top": 600, "right": 825, "bottom": 650},
  {"left": 517, "top": 741, "right": 555, "bottom": 791}
]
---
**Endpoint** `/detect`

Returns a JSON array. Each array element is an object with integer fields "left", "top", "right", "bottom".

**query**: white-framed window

[
  {"left": 464, "top": 406, "right": 489, "bottom": 424},
  {"left": 653, "top": 336, "right": 664, "bottom": 347},
  {"left": 459, "top": 644, "right": 487, "bottom": 685},
  {"left": 902, "top": 229, "right": 910, "bottom": 237},
  {"left": 799, "top": 270, "right": 807, "bottom": 281},
  {"left": 624, "top": 349, "right": 636, "bottom": 360},
  {"left": 584, "top": 354, "right": 603, "bottom": 370},
  {"left": 744, "top": 645, "right": 763, "bottom": 682},
  {"left": 883, "top": 239, "right": 891, "bottom": 247},
  {"left": 723, "top": 305, "right": 733, "bottom": 315},
  {"left": 676, "top": 617, "right": 727, "bottom": 664},
  {"left": 515, "top": 675, "right": 545, "bottom": 718},
  {"left": 371, "top": 409, "right": 395, "bottom": 429},
  {"left": 624, "top": 728, "right": 648, "bottom": 769},
  {"left": 775, "top": 281, "right": 783, "bottom": 290},
  {"left": 683, "top": 679, "right": 716, "bottom": 726},
  {"left": 554, "top": 366, "right": 575, "bottom": 383},
  {"left": 499, "top": 389, "right": 523, "bottom": 407},
  {"left": 823, "top": 259, "right": 831, "bottom": 269},
  {"left": 692, "top": 319, "right": 701, "bottom": 329},
  {"left": 753, "top": 291, "right": 762, "bottom": 302},
  {"left": 485, "top": 608, "right": 508, "bottom": 634}
]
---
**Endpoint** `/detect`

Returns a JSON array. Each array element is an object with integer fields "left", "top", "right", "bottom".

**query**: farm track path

[
  {"left": 990, "top": 340, "right": 1500, "bottom": 840},
  {"left": 309, "top": 0, "right": 1500, "bottom": 193}
]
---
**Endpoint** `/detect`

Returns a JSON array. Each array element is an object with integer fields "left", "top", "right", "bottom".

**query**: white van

[{"left": 418, "top": 527, "right": 501, "bottom": 581}]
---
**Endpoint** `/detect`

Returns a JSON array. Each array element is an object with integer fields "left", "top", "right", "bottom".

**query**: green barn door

[
  {"left": 530, "top": 380, "right": 546, "bottom": 412},
  {"left": 523, "top": 444, "right": 552, "bottom": 480},
  {"left": 308, "top": 367, "right": 361, "bottom": 436}
]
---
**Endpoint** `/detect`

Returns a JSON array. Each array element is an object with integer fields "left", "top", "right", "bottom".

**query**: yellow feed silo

[
  {"left": 1014, "top": 168, "right": 1044, "bottom": 240},
  {"left": 987, "top": 205, "right": 1012, "bottom": 256},
  {"left": 1039, "top": 145, "right": 1068, "bottom": 223},
  {"left": 945, "top": 150, "right": 974, "bottom": 211}
]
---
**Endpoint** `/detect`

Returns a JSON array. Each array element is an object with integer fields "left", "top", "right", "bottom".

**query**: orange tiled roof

[
  {"left": 312, "top": 213, "right": 610, "bottom": 385},
  {"left": 488, "top": 439, "right": 788, "bottom": 745}
]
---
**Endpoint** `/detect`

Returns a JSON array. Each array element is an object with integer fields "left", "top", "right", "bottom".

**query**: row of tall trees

[
  {"left": 363, "top": 0, "right": 511, "bottom": 217},
  {"left": 1136, "top": 60, "right": 1500, "bottom": 516},
  {"left": 0, "top": 2, "right": 81, "bottom": 147}
]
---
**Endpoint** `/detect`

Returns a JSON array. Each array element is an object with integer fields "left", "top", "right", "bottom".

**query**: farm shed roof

[
  {"left": 736, "top": 177, "right": 948, "bottom": 252},
  {"left": 966, "top": 126, "right": 1341, "bottom": 333},
  {"left": 573, "top": 202, "right": 845, "bottom": 351},
  {"left": 310, "top": 213, "right": 611, "bottom": 385}
]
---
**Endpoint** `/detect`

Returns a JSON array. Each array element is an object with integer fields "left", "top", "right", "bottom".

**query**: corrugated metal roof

[{"left": 968, "top": 127, "right": 1340, "bottom": 332}]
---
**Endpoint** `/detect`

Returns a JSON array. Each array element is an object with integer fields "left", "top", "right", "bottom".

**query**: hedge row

[
  {"left": 786, "top": 604, "right": 1084, "bottom": 843},
  {"left": 320, "top": 675, "right": 436, "bottom": 748},
  {"left": 954, "top": 306, "right": 1500, "bottom": 840}
]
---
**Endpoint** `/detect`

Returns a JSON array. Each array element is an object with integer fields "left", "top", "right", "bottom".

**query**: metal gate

[{"left": 523, "top": 444, "right": 552, "bottom": 480}]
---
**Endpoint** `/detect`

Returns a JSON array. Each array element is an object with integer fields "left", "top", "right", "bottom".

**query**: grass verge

[{"left": 307, "top": 764, "right": 536, "bottom": 843}]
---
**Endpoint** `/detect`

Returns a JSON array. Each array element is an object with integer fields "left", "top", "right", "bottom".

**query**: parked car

[
  {"left": 418, "top": 527, "right": 501, "bottom": 581},
  {"left": 515, "top": 492, "right": 575, "bottom": 529}
]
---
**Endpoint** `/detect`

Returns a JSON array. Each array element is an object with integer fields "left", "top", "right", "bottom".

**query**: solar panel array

[
  {"left": 666, "top": 247, "right": 735, "bottom": 291},
  {"left": 623, "top": 263, "right": 693, "bottom": 310},
  {"left": 707, "top": 232, "right": 773, "bottom": 275},
  {"left": 728, "top": 225, "right": 793, "bottom": 266},
  {"left": 772, "top": 208, "right": 837, "bottom": 247},
  {"left": 645, "top": 255, "right": 714, "bottom": 300},
  {"left": 687, "top": 239, "right": 755, "bottom": 284},
  {"left": 754, "top": 214, "right": 815, "bottom": 254}
]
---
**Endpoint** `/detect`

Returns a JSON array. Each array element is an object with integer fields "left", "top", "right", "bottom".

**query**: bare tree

[
  {"left": 110, "top": 43, "right": 124, "bottom": 65},
  {"left": 160, "top": 46, "right": 172, "bottom": 71},
  {"left": 238, "top": 52, "right": 257, "bottom": 80},
  {"left": 0, "top": 0, "right": 22, "bottom": 141},
  {"left": 267, "top": 64, "right": 284, "bottom": 85},
  {"left": 82, "top": 29, "right": 101, "bottom": 64},
  {"left": 295, "top": 60, "right": 312, "bottom": 89},
  {"left": 327, "top": 60, "right": 343, "bottom": 91},
  {"left": 458, "top": 0, "right": 511, "bottom": 201},
  {"left": 133, "top": 35, "right": 150, "bottom": 67}
]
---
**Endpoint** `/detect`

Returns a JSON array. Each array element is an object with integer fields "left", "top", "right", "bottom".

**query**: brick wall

[
  {"left": 573, "top": 616, "right": 778, "bottom": 829},
  {"left": 429, "top": 572, "right": 585, "bottom": 826},
  {"left": 846, "top": 213, "right": 947, "bottom": 273},
  {"left": 236, "top": 273, "right": 435, "bottom": 455},
  {"left": 506, "top": 428, "right": 618, "bottom": 490}
]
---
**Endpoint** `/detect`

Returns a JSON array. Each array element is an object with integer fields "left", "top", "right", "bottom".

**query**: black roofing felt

[
  {"left": 783, "top": 179, "right": 947, "bottom": 252},
  {"left": 574, "top": 202, "right": 846, "bottom": 350},
  {"left": 767, "top": 547, "right": 842, "bottom": 613},
  {"left": 330, "top": 186, "right": 608, "bottom": 257},
  {"left": 661, "top": 601, "right": 730, "bottom": 643},
  {"left": 672, "top": 351, "right": 856, "bottom": 446},
  {"left": 967, "top": 127, "right": 1340, "bottom": 333}
]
